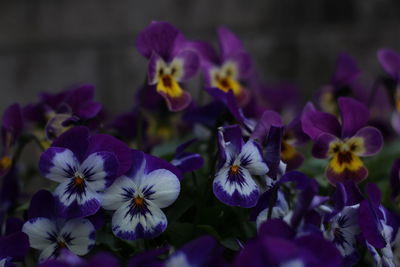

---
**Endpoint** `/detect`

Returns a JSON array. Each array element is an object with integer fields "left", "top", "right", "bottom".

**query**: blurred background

[{"left": 1, "top": 0, "right": 400, "bottom": 115}]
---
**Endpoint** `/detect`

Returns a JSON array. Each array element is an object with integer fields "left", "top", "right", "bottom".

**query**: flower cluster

[{"left": 2, "top": 21, "right": 400, "bottom": 267}]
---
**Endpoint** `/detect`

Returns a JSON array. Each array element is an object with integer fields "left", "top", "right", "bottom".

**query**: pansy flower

[
  {"left": 359, "top": 183, "right": 399, "bottom": 267},
  {"left": 39, "top": 126, "right": 132, "bottom": 218},
  {"left": 102, "top": 150, "right": 181, "bottom": 240},
  {"left": 0, "top": 103, "right": 24, "bottom": 176},
  {"left": 136, "top": 22, "right": 199, "bottom": 111},
  {"left": 192, "top": 27, "right": 253, "bottom": 106},
  {"left": 301, "top": 97, "right": 383, "bottom": 184},
  {"left": 213, "top": 125, "right": 268, "bottom": 208},
  {"left": 22, "top": 190, "right": 96, "bottom": 262}
]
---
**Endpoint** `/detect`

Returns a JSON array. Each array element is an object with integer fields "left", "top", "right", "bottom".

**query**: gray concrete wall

[{"left": 1, "top": 0, "right": 400, "bottom": 115}]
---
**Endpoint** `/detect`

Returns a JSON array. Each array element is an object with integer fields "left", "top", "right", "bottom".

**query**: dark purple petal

[
  {"left": 52, "top": 126, "right": 90, "bottom": 162},
  {"left": 332, "top": 53, "right": 360, "bottom": 87},
  {"left": 88, "top": 252, "right": 120, "bottom": 267},
  {"left": 182, "top": 101, "right": 225, "bottom": 127},
  {"left": 0, "top": 232, "right": 29, "bottom": 260},
  {"left": 145, "top": 152, "right": 183, "bottom": 180},
  {"left": 5, "top": 217, "right": 23, "bottom": 235},
  {"left": 311, "top": 133, "right": 338, "bottom": 159},
  {"left": 258, "top": 219, "right": 294, "bottom": 240},
  {"left": 390, "top": 158, "right": 400, "bottom": 199},
  {"left": 28, "top": 190, "right": 57, "bottom": 219},
  {"left": 301, "top": 102, "right": 341, "bottom": 140},
  {"left": 157, "top": 89, "right": 192, "bottom": 112},
  {"left": 286, "top": 116, "right": 310, "bottom": 146},
  {"left": 265, "top": 126, "right": 284, "bottom": 180},
  {"left": 331, "top": 183, "right": 347, "bottom": 212},
  {"left": 172, "top": 152, "right": 204, "bottom": 174},
  {"left": 175, "top": 50, "right": 200, "bottom": 81},
  {"left": 63, "top": 84, "right": 102, "bottom": 119},
  {"left": 326, "top": 165, "right": 368, "bottom": 185},
  {"left": 358, "top": 199, "right": 386, "bottom": 248},
  {"left": 219, "top": 124, "right": 244, "bottom": 156},
  {"left": 251, "top": 110, "right": 283, "bottom": 142},
  {"left": 56, "top": 195, "right": 100, "bottom": 219},
  {"left": 377, "top": 48, "right": 400, "bottom": 80},
  {"left": 128, "top": 247, "right": 167, "bottom": 267},
  {"left": 108, "top": 111, "right": 138, "bottom": 140},
  {"left": 342, "top": 181, "right": 364, "bottom": 206},
  {"left": 87, "top": 133, "right": 133, "bottom": 177},
  {"left": 227, "top": 51, "right": 253, "bottom": 78},
  {"left": 338, "top": 97, "right": 369, "bottom": 138},
  {"left": 136, "top": 21, "right": 181, "bottom": 61},
  {"left": 217, "top": 27, "right": 245, "bottom": 60},
  {"left": 365, "top": 183, "right": 381, "bottom": 207},
  {"left": 354, "top": 127, "right": 383, "bottom": 156}
]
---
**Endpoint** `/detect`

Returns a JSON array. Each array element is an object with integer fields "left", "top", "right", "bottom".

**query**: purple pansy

[
  {"left": 39, "top": 249, "right": 119, "bottom": 267},
  {"left": 213, "top": 125, "right": 268, "bottom": 208},
  {"left": 359, "top": 183, "right": 399, "bottom": 267},
  {"left": 235, "top": 219, "right": 343, "bottom": 267},
  {"left": 102, "top": 150, "right": 181, "bottom": 240},
  {"left": 23, "top": 85, "right": 102, "bottom": 142},
  {"left": 191, "top": 27, "right": 253, "bottom": 106},
  {"left": 39, "top": 126, "right": 132, "bottom": 218},
  {"left": 136, "top": 21, "right": 199, "bottom": 111},
  {"left": 301, "top": 97, "right": 383, "bottom": 184},
  {"left": 171, "top": 139, "right": 204, "bottom": 174},
  {"left": 22, "top": 190, "right": 96, "bottom": 262},
  {"left": 0, "top": 103, "right": 24, "bottom": 176}
]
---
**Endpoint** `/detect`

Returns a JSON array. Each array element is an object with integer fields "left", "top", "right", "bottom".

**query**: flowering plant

[{"left": 2, "top": 21, "right": 400, "bottom": 267}]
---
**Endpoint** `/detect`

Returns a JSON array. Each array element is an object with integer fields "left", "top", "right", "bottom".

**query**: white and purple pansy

[
  {"left": 22, "top": 190, "right": 96, "bottom": 262},
  {"left": 38, "top": 126, "right": 132, "bottom": 218},
  {"left": 102, "top": 150, "right": 181, "bottom": 240},
  {"left": 213, "top": 125, "right": 268, "bottom": 208},
  {"left": 136, "top": 21, "right": 200, "bottom": 112}
]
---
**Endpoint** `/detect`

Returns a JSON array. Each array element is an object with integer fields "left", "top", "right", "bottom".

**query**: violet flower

[
  {"left": 38, "top": 126, "right": 132, "bottom": 218},
  {"left": 213, "top": 125, "right": 268, "bottom": 208},
  {"left": 301, "top": 97, "right": 383, "bottom": 184},
  {"left": 191, "top": 27, "right": 253, "bottom": 106},
  {"left": 136, "top": 21, "right": 199, "bottom": 111},
  {"left": 102, "top": 150, "right": 181, "bottom": 240},
  {"left": 22, "top": 190, "right": 96, "bottom": 262}
]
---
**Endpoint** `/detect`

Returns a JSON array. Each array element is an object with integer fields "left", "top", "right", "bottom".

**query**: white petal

[
  {"left": 22, "top": 218, "right": 57, "bottom": 250},
  {"left": 111, "top": 200, "right": 167, "bottom": 240},
  {"left": 239, "top": 140, "right": 268, "bottom": 175},
  {"left": 102, "top": 176, "right": 137, "bottom": 210},
  {"left": 45, "top": 148, "right": 79, "bottom": 183},
  {"left": 39, "top": 243, "right": 58, "bottom": 262},
  {"left": 61, "top": 219, "right": 96, "bottom": 256},
  {"left": 140, "top": 169, "right": 180, "bottom": 208},
  {"left": 54, "top": 180, "right": 100, "bottom": 208}
]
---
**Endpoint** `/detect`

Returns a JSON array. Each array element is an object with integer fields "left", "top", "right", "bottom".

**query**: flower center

[
  {"left": 134, "top": 196, "right": 145, "bottom": 207},
  {"left": 0, "top": 155, "right": 12, "bottom": 171},
  {"left": 73, "top": 176, "right": 85, "bottom": 186},
  {"left": 229, "top": 165, "right": 240, "bottom": 175},
  {"left": 57, "top": 241, "right": 67, "bottom": 248}
]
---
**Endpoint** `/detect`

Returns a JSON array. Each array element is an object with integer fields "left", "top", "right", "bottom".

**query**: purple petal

[
  {"left": 218, "top": 124, "right": 244, "bottom": 159},
  {"left": 365, "top": 183, "right": 382, "bottom": 207},
  {"left": 377, "top": 48, "right": 400, "bottom": 80},
  {"left": 301, "top": 102, "right": 341, "bottom": 140},
  {"left": 175, "top": 50, "right": 200, "bottom": 81},
  {"left": 145, "top": 152, "right": 183, "bottom": 180},
  {"left": 187, "top": 40, "right": 219, "bottom": 66},
  {"left": 258, "top": 219, "right": 294, "bottom": 240},
  {"left": 354, "top": 127, "right": 383, "bottom": 156},
  {"left": 64, "top": 84, "right": 102, "bottom": 119},
  {"left": 182, "top": 101, "right": 225, "bottom": 127},
  {"left": 342, "top": 181, "right": 364, "bottom": 206},
  {"left": 52, "top": 126, "right": 90, "bottom": 162},
  {"left": 332, "top": 53, "right": 360, "bottom": 87},
  {"left": 136, "top": 21, "right": 181, "bottom": 61},
  {"left": 2, "top": 103, "right": 24, "bottom": 141},
  {"left": 265, "top": 126, "right": 284, "bottom": 179},
  {"left": 88, "top": 252, "right": 120, "bottom": 267},
  {"left": 331, "top": 183, "right": 347, "bottom": 212},
  {"left": 28, "top": 190, "right": 57, "bottom": 219},
  {"left": 157, "top": 89, "right": 192, "bottom": 112},
  {"left": 172, "top": 152, "right": 204, "bottom": 174},
  {"left": 86, "top": 133, "right": 133, "bottom": 177},
  {"left": 390, "top": 159, "right": 400, "bottom": 199},
  {"left": 326, "top": 165, "right": 368, "bottom": 185},
  {"left": 39, "top": 147, "right": 79, "bottom": 183},
  {"left": 311, "top": 133, "right": 338, "bottom": 159},
  {"left": 251, "top": 110, "right": 283, "bottom": 142},
  {"left": 227, "top": 51, "right": 253, "bottom": 78},
  {"left": 338, "top": 97, "right": 369, "bottom": 138},
  {"left": 217, "top": 27, "right": 245, "bottom": 60},
  {"left": 0, "top": 232, "right": 29, "bottom": 260},
  {"left": 358, "top": 199, "right": 386, "bottom": 248},
  {"left": 391, "top": 112, "right": 400, "bottom": 135},
  {"left": 128, "top": 247, "right": 167, "bottom": 267}
]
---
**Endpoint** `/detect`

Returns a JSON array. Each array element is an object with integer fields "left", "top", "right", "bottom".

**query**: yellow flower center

[
  {"left": 134, "top": 196, "right": 145, "bottom": 207},
  {"left": 229, "top": 165, "right": 240, "bottom": 175},
  {"left": 0, "top": 155, "right": 12, "bottom": 171},
  {"left": 328, "top": 138, "right": 365, "bottom": 173},
  {"left": 156, "top": 74, "right": 183, "bottom": 98}
]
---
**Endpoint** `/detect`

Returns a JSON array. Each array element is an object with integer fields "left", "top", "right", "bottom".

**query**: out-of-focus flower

[
  {"left": 213, "top": 125, "right": 268, "bottom": 208},
  {"left": 136, "top": 21, "right": 199, "bottom": 111},
  {"left": 39, "top": 249, "right": 119, "bottom": 267},
  {"left": 302, "top": 97, "right": 383, "bottom": 184},
  {"left": 38, "top": 126, "right": 132, "bottom": 218},
  {"left": 102, "top": 150, "right": 181, "bottom": 240},
  {"left": 171, "top": 139, "right": 204, "bottom": 174},
  {"left": 191, "top": 27, "right": 253, "bottom": 106},
  {"left": 22, "top": 190, "right": 96, "bottom": 262},
  {"left": 234, "top": 219, "right": 343, "bottom": 267},
  {"left": 0, "top": 103, "right": 24, "bottom": 176}
]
